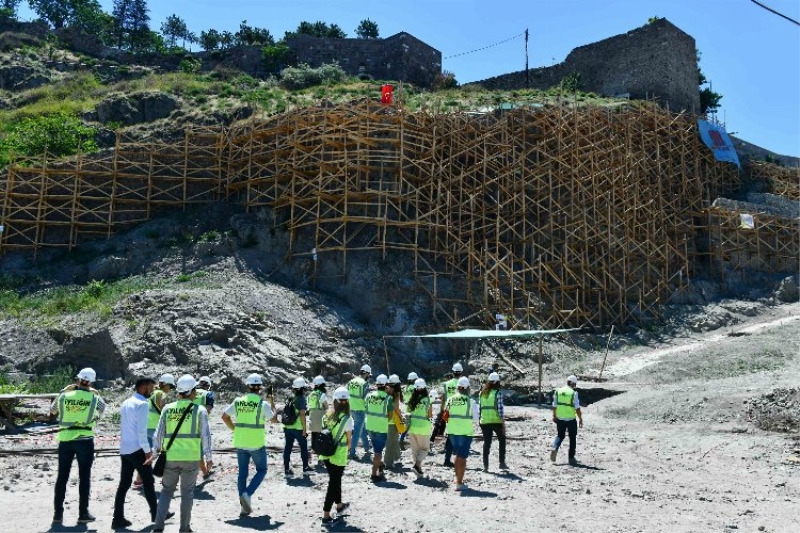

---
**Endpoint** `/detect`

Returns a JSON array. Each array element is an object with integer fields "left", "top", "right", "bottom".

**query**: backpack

[
  {"left": 312, "top": 414, "right": 349, "bottom": 456},
  {"left": 282, "top": 397, "right": 298, "bottom": 425}
]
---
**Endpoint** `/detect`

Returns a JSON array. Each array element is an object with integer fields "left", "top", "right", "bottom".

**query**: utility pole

[{"left": 525, "top": 28, "right": 529, "bottom": 88}]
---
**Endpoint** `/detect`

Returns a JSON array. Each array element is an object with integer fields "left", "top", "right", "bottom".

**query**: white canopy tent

[{"left": 386, "top": 328, "right": 580, "bottom": 403}]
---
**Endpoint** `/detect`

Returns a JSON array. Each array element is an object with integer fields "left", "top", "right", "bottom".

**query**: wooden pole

[
  {"left": 597, "top": 325, "right": 615, "bottom": 381},
  {"left": 383, "top": 337, "right": 391, "bottom": 375},
  {"left": 537, "top": 334, "right": 543, "bottom": 404}
]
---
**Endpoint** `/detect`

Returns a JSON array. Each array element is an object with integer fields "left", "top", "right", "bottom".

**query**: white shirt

[
  {"left": 224, "top": 400, "right": 275, "bottom": 451},
  {"left": 119, "top": 392, "right": 151, "bottom": 455}
]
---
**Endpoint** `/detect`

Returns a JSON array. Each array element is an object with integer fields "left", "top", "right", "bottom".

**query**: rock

[
  {"left": 0, "top": 64, "right": 51, "bottom": 90},
  {"left": 774, "top": 276, "right": 799, "bottom": 303},
  {"left": 96, "top": 91, "right": 180, "bottom": 126}
]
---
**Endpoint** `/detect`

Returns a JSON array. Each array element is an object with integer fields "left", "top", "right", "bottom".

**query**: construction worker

[
  {"left": 194, "top": 376, "right": 215, "bottom": 479},
  {"left": 51, "top": 367, "right": 106, "bottom": 526},
  {"left": 434, "top": 362, "right": 463, "bottom": 468},
  {"left": 113, "top": 377, "right": 169, "bottom": 529},
  {"left": 398, "top": 372, "right": 418, "bottom": 448},
  {"left": 479, "top": 372, "right": 507, "bottom": 471},
  {"left": 136, "top": 373, "right": 174, "bottom": 489},
  {"left": 320, "top": 387, "right": 354, "bottom": 524},
  {"left": 383, "top": 374, "right": 403, "bottom": 468},
  {"left": 151, "top": 374, "right": 213, "bottom": 533},
  {"left": 221, "top": 373, "right": 278, "bottom": 516},
  {"left": 550, "top": 375, "right": 583, "bottom": 466},
  {"left": 283, "top": 377, "right": 312, "bottom": 477},
  {"left": 346, "top": 364, "right": 371, "bottom": 459},
  {"left": 364, "top": 374, "right": 398, "bottom": 482},
  {"left": 443, "top": 376, "right": 478, "bottom": 491},
  {"left": 308, "top": 375, "right": 329, "bottom": 466},
  {"left": 407, "top": 378, "right": 433, "bottom": 475}
]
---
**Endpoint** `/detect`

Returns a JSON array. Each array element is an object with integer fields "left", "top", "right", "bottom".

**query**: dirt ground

[{"left": 1, "top": 302, "right": 799, "bottom": 533}]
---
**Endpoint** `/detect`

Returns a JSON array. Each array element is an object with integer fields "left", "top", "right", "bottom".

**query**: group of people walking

[{"left": 49, "top": 363, "right": 583, "bottom": 530}]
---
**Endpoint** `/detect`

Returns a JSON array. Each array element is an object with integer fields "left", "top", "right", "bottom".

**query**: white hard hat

[
  {"left": 360, "top": 364, "right": 372, "bottom": 375},
  {"left": 292, "top": 377, "right": 307, "bottom": 389},
  {"left": 76, "top": 368, "right": 96, "bottom": 383},
  {"left": 452, "top": 363, "right": 464, "bottom": 372},
  {"left": 457, "top": 376, "right": 470, "bottom": 388},
  {"left": 488, "top": 372, "right": 501, "bottom": 382},
  {"left": 312, "top": 375, "right": 325, "bottom": 386},
  {"left": 333, "top": 386, "right": 350, "bottom": 401},
  {"left": 198, "top": 376, "right": 211, "bottom": 386},
  {"left": 375, "top": 374, "right": 388, "bottom": 385},
  {"left": 176, "top": 374, "right": 197, "bottom": 394},
  {"left": 567, "top": 375, "right": 578, "bottom": 385},
  {"left": 407, "top": 372, "right": 418, "bottom": 381},
  {"left": 388, "top": 374, "right": 401, "bottom": 384},
  {"left": 159, "top": 373, "right": 175, "bottom": 386},
  {"left": 246, "top": 373, "right": 263, "bottom": 386},
  {"left": 414, "top": 378, "right": 427, "bottom": 390}
]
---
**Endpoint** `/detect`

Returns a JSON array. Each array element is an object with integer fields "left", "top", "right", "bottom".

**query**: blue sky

[{"left": 19, "top": 1, "right": 800, "bottom": 156}]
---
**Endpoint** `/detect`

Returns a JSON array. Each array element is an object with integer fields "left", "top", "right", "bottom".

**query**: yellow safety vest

[
  {"left": 308, "top": 389, "right": 325, "bottom": 411},
  {"left": 232, "top": 393, "right": 267, "bottom": 449},
  {"left": 408, "top": 397, "right": 431, "bottom": 435},
  {"left": 57, "top": 389, "right": 98, "bottom": 442},
  {"left": 162, "top": 400, "right": 201, "bottom": 461},
  {"left": 443, "top": 378, "right": 459, "bottom": 399},
  {"left": 364, "top": 390, "right": 390, "bottom": 433},
  {"left": 347, "top": 377, "right": 367, "bottom": 411},
  {"left": 320, "top": 412, "right": 351, "bottom": 467},
  {"left": 147, "top": 389, "right": 166, "bottom": 430},
  {"left": 479, "top": 389, "right": 502, "bottom": 424},
  {"left": 555, "top": 386, "right": 577, "bottom": 420},
  {"left": 445, "top": 393, "right": 473, "bottom": 436},
  {"left": 193, "top": 389, "right": 208, "bottom": 406}
]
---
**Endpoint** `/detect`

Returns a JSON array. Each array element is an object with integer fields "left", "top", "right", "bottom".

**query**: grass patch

[{"left": 0, "top": 366, "right": 75, "bottom": 395}]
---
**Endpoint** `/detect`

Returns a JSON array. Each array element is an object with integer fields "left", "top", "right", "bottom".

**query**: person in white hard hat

[
  {"left": 150, "top": 374, "right": 213, "bottom": 533},
  {"left": 136, "top": 373, "right": 175, "bottom": 489},
  {"left": 479, "top": 372, "right": 507, "bottom": 471},
  {"left": 283, "top": 377, "right": 312, "bottom": 477},
  {"left": 308, "top": 375, "right": 329, "bottom": 466},
  {"left": 443, "top": 376, "right": 479, "bottom": 491},
  {"left": 407, "top": 378, "right": 433, "bottom": 475},
  {"left": 398, "top": 372, "right": 418, "bottom": 448},
  {"left": 551, "top": 375, "right": 583, "bottom": 466},
  {"left": 193, "top": 376, "right": 215, "bottom": 479},
  {"left": 346, "top": 364, "right": 372, "bottom": 459},
  {"left": 383, "top": 374, "right": 403, "bottom": 468},
  {"left": 364, "top": 374, "right": 398, "bottom": 482},
  {"left": 50, "top": 367, "right": 106, "bottom": 526},
  {"left": 433, "top": 362, "right": 464, "bottom": 468},
  {"left": 222, "top": 373, "right": 278, "bottom": 516},
  {"left": 319, "top": 387, "right": 354, "bottom": 524}
]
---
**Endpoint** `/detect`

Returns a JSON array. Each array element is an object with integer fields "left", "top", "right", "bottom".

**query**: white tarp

[{"left": 398, "top": 328, "right": 579, "bottom": 339}]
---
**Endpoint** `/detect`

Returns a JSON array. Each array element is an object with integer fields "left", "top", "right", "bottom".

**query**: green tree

[
  {"left": 199, "top": 28, "right": 221, "bottom": 50},
  {"left": 0, "top": 112, "right": 97, "bottom": 165},
  {"left": 28, "top": 0, "right": 101, "bottom": 29},
  {"left": 647, "top": 16, "right": 663, "bottom": 24},
  {"left": 355, "top": 18, "right": 379, "bottom": 38},
  {"left": 262, "top": 42, "right": 290, "bottom": 72},
  {"left": 285, "top": 20, "right": 347, "bottom": 39},
  {"left": 234, "top": 20, "right": 274, "bottom": 46},
  {"left": 696, "top": 50, "right": 722, "bottom": 114},
  {"left": 1, "top": 0, "right": 22, "bottom": 19},
  {"left": 160, "top": 13, "right": 187, "bottom": 48}
]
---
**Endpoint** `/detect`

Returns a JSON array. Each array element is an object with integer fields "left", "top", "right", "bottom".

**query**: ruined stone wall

[{"left": 475, "top": 18, "right": 701, "bottom": 112}]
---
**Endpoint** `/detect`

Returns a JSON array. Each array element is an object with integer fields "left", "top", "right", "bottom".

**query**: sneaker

[
  {"left": 302, "top": 466, "right": 315, "bottom": 475},
  {"left": 152, "top": 511, "right": 175, "bottom": 523},
  {"left": 112, "top": 517, "right": 133, "bottom": 529},
  {"left": 51, "top": 514, "right": 63, "bottom": 525},
  {"left": 347, "top": 453, "right": 357, "bottom": 461},
  {"left": 322, "top": 516, "right": 338, "bottom": 524},
  {"left": 413, "top": 464, "right": 423, "bottom": 475},
  {"left": 443, "top": 460, "right": 454, "bottom": 468},
  {"left": 370, "top": 474, "right": 386, "bottom": 483},
  {"left": 499, "top": 462, "right": 509, "bottom": 470},
  {"left": 77, "top": 512, "right": 96, "bottom": 523},
  {"left": 550, "top": 449, "right": 557, "bottom": 462},
  {"left": 569, "top": 457, "right": 579, "bottom": 466},
  {"left": 336, "top": 502, "right": 350, "bottom": 514},
  {"left": 284, "top": 468, "right": 293, "bottom": 478},
  {"left": 455, "top": 483, "right": 468, "bottom": 491},
  {"left": 239, "top": 492, "right": 252, "bottom": 515}
]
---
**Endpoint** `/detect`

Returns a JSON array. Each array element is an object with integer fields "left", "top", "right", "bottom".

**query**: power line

[
  {"left": 443, "top": 32, "right": 525, "bottom": 60},
  {"left": 749, "top": 0, "right": 800, "bottom": 26}
]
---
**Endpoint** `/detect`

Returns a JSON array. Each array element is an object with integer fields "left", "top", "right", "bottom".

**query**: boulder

[
  {"left": 775, "top": 276, "right": 799, "bottom": 303},
  {"left": 96, "top": 92, "right": 180, "bottom": 126}
]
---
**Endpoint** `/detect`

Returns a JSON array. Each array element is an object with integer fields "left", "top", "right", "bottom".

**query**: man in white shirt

[{"left": 113, "top": 377, "right": 172, "bottom": 529}]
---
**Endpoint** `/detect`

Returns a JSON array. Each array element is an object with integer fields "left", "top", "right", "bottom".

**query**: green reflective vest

[
  {"left": 193, "top": 389, "right": 209, "bottom": 407},
  {"left": 147, "top": 389, "right": 167, "bottom": 430},
  {"left": 162, "top": 399, "right": 201, "bottom": 461},
  {"left": 555, "top": 386, "right": 577, "bottom": 420},
  {"left": 308, "top": 389, "right": 325, "bottom": 411},
  {"left": 320, "top": 412, "right": 351, "bottom": 467},
  {"left": 408, "top": 396, "right": 431, "bottom": 436},
  {"left": 364, "top": 390, "right": 390, "bottom": 434},
  {"left": 57, "top": 389, "right": 98, "bottom": 442},
  {"left": 232, "top": 393, "right": 267, "bottom": 449},
  {"left": 443, "top": 378, "right": 458, "bottom": 400},
  {"left": 445, "top": 392, "right": 473, "bottom": 436},
  {"left": 479, "top": 389, "right": 502, "bottom": 424},
  {"left": 402, "top": 384, "right": 414, "bottom": 405},
  {"left": 347, "top": 377, "right": 367, "bottom": 411}
]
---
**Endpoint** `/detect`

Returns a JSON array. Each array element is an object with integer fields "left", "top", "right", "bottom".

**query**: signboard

[{"left": 698, "top": 120, "right": 741, "bottom": 168}]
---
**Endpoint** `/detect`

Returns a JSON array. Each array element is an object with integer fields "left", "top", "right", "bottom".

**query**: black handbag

[{"left": 153, "top": 403, "right": 194, "bottom": 477}]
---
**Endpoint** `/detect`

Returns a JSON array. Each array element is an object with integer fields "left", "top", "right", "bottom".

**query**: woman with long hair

[
  {"left": 383, "top": 375, "right": 403, "bottom": 469},
  {"left": 308, "top": 376, "right": 329, "bottom": 466},
  {"left": 407, "top": 378, "right": 433, "bottom": 475},
  {"left": 320, "top": 387, "right": 353, "bottom": 524},
  {"left": 479, "top": 372, "right": 507, "bottom": 471}
]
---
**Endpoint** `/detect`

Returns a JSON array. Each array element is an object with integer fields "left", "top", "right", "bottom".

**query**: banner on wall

[{"left": 698, "top": 120, "right": 741, "bottom": 168}]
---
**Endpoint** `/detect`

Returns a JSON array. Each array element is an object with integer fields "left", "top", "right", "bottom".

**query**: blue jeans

[
  {"left": 283, "top": 428, "right": 309, "bottom": 469},
  {"left": 349, "top": 410, "right": 369, "bottom": 456},
  {"left": 237, "top": 447, "right": 267, "bottom": 496}
]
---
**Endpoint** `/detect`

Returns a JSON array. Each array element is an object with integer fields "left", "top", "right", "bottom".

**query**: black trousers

[
  {"left": 554, "top": 419, "right": 578, "bottom": 458},
  {"left": 323, "top": 460, "right": 345, "bottom": 512},
  {"left": 54, "top": 438, "right": 94, "bottom": 516},
  {"left": 480, "top": 423, "right": 506, "bottom": 467},
  {"left": 113, "top": 448, "right": 158, "bottom": 520}
]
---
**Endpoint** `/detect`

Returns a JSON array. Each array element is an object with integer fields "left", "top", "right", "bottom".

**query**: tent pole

[{"left": 538, "top": 334, "right": 543, "bottom": 404}]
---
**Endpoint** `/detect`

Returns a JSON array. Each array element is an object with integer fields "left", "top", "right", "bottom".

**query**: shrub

[
  {"left": 0, "top": 31, "right": 42, "bottom": 52},
  {"left": 280, "top": 62, "right": 347, "bottom": 90},
  {"left": 0, "top": 112, "right": 98, "bottom": 165},
  {"left": 179, "top": 57, "right": 202, "bottom": 74}
]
